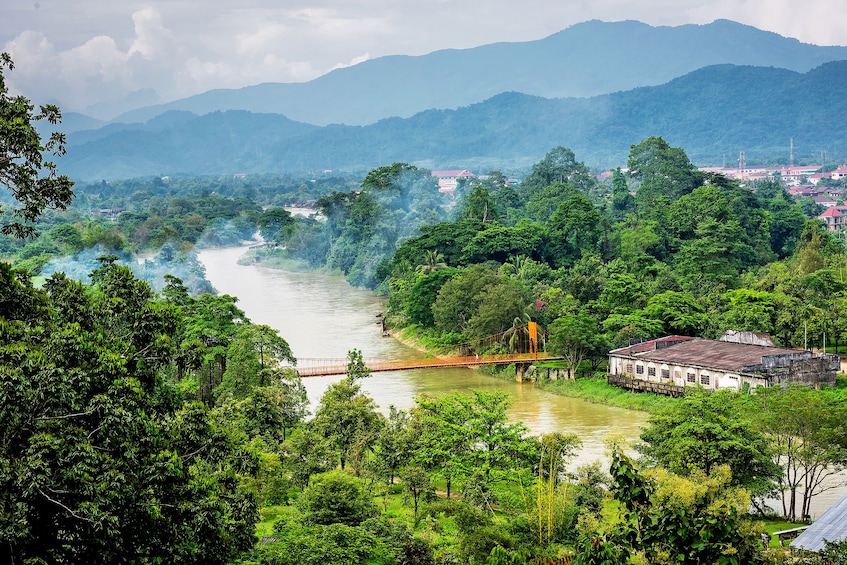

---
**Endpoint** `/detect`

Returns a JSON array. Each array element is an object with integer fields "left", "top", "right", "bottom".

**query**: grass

[
  {"left": 244, "top": 250, "right": 313, "bottom": 271},
  {"left": 255, "top": 504, "right": 297, "bottom": 538},
  {"left": 481, "top": 361, "right": 677, "bottom": 414},
  {"left": 762, "top": 518, "right": 808, "bottom": 548},
  {"left": 535, "top": 375, "right": 678, "bottom": 413}
]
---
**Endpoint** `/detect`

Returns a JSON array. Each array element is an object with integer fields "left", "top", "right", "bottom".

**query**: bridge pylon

[{"left": 527, "top": 321, "right": 538, "bottom": 362}]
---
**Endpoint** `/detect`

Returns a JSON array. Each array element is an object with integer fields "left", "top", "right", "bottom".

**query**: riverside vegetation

[{"left": 6, "top": 52, "right": 847, "bottom": 563}]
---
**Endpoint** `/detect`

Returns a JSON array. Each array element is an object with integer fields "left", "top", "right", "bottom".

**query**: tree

[
  {"left": 672, "top": 218, "right": 747, "bottom": 291},
  {"left": 627, "top": 136, "right": 698, "bottom": 213},
  {"left": 411, "top": 396, "right": 469, "bottom": 499},
  {"left": 575, "top": 450, "right": 763, "bottom": 565},
  {"left": 641, "top": 290, "right": 706, "bottom": 336},
  {"left": 545, "top": 192, "right": 602, "bottom": 268},
  {"left": 180, "top": 292, "right": 249, "bottom": 406},
  {"left": 415, "top": 249, "right": 448, "bottom": 274},
  {"left": 719, "top": 288, "right": 782, "bottom": 337},
  {"left": 521, "top": 146, "right": 597, "bottom": 202},
  {"left": 461, "top": 222, "right": 545, "bottom": 264},
  {"left": 431, "top": 265, "right": 502, "bottom": 335},
  {"left": 285, "top": 427, "right": 333, "bottom": 489},
  {"left": 609, "top": 168, "right": 635, "bottom": 221},
  {"left": 463, "top": 279, "right": 531, "bottom": 345},
  {"left": 400, "top": 466, "right": 435, "bottom": 521},
  {"left": 311, "top": 350, "right": 382, "bottom": 470},
  {"left": 0, "top": 53, "right": 75, "bottom": 238},
  {"left": 549, "top": 310, "right": 601, "bottom": 379},
  {"left": 257, "top": 207, "right": 294, "bottom": 243},
  {"left": 297, "top": 470, "right": 377, "bottom": 526},
  {"left": 216, "top": 324, "right": 296, "bottom": 400},
  {"left": 757, "top": 386, "right": 847, "bottom": 522},
  {"left": 373, "top": 406, "right": 416, "bottom": 485},
  {"left": 405, "top": 268, "right": 458, "bottom": 327},
  {"left": 414, "top": 390, "right": 533, "bottom": 506},
  {"left": 0, "top": 263, "right": 259, "bottom": 564},
  {"left": 638, "top": 389, "right": 781, "bottom": 500}
]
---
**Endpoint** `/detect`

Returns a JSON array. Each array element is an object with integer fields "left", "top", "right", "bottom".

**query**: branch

[
  {"left": 38, "top": 488, "right": 94, "bottom": 523},
  {"left": 180, "top": 440, "right": 213, "bottom": 461},
  {"left": 35, "top": 408, "right": 96, "bottom": 421}
]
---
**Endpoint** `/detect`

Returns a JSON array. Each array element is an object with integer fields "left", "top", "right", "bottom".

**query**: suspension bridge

[{"left": 288, "top": 322, "right": 562, "bottom": 377}]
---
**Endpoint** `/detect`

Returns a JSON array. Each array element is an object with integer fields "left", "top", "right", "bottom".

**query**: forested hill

[
  {"left": 58, "top": 61, "right": 847, "bottom": 180},
  {"left": 110, "top": 19, "right": 847, "bottom": 127}
]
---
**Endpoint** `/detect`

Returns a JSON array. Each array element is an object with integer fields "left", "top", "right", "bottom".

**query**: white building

[{"left": 608, "top": 333, "right": 838, "bottom": 392}]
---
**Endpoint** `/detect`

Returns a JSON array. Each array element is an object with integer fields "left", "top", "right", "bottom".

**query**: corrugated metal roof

[
  {"left": 791, "top": 492, "right": 847, "bottom": 552},
  {"left": 608, "top": 336, "right": 694, "bottom": 355},
  {"left": 614, "top": 338, "right": 802, "bottom": 373}
]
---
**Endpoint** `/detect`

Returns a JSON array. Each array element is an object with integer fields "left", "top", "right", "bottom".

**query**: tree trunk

[{"left": 788, "top": 487, "right": 796, "bottom": 522}]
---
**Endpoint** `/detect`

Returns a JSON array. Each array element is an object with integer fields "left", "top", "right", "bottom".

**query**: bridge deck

[{"left": 290, "top": 352, "right": 558, "bottom": 377}]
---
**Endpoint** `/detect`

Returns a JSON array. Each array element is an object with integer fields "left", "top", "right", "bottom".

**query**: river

[
  {"left": 196, "top": 245, "right": 847, "bottom": 518},
  {"left": 198, "top": 245, "right": 648, "bottom": 467}
]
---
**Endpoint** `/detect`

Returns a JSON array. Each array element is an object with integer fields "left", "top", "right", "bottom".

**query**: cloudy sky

[{"left": 2, "top": 0, "right": 846, "bottom": 119}]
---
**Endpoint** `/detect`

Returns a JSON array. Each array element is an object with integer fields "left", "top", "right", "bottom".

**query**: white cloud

[
  {"left": 128, "top": 7, "right": 175, "bottom": 59},
  {"left": 330, "top": 53, "right": 371, "bottom": 72}
]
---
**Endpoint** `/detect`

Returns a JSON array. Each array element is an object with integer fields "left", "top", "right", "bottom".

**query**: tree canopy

[{"left": 0, "top": 53, "right": 75, "bottom": 238}]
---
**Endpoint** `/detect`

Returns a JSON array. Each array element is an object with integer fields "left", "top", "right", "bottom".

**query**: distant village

[{"left": 432, "top": 161, "right": 847, "bottom": 233}]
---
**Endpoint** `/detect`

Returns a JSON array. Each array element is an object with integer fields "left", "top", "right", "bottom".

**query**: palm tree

[
  {"left": 502, "top": 308, "right": 534, "bottom": 353},
  {"left": 416, "top": 250, "right": 447, "bottom": 274}
]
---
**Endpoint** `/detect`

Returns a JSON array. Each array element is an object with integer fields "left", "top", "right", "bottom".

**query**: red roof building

[
  {"left": 819, "top": 206, "right": 847, "bottom": 231},
  {"left": 431, "top": 170, "right": 475, "bottom": 194},
  {"left": 832, "top": 165, "right": 847, "bottom": 181}
]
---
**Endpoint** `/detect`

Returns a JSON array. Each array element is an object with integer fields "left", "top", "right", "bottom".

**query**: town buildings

[{"left": 431, "top": 169, "right": 475, "bottom": 194}]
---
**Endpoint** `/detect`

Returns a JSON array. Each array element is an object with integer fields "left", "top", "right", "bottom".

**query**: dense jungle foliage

[{"left": 6, "top": 52, "right": 847, "bottom": 563}]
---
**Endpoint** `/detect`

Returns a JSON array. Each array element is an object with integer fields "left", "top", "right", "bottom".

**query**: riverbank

[
  {"left": 391, "top": 324, "right": 673, "bottom": 414},
  {"left": 231, "top": 251, "right": 669, "bottom": 415}
]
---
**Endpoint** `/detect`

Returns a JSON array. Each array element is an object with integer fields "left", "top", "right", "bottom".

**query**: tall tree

[
  {"left": 757, "top": 386, "right": 847, "bottom": 522},
  {"left": 0, "top": 263, "right": 259, "bottom": 564},
  {"left": 257, "top": 207, "right": 295, "bottom": 243},
  {"left": 638, "top": 390, "right": 781, "bottom": 501},
  {"left": 311, "top": 350, "right": 382, "bottom": 470},
  {"left": 414, "top": 390, "right": 533, "bottom": 505},
  {"left": 216, "top": 324, "right": 295, "bottom": 400},
  {"left": 627, "top": 136, "right": 698, "bottom": 213},
  {"left": 522, "top": 146, "right": 597, "bottom": 202},
  {"left": 545, "top": 192, "right": 602, "bottom": 268},
  {"left": 0, "top": 53, "right": 75, "bottom": 238},
  {"left": 549, "top": 310, "right": 601, "bottom": 379}
]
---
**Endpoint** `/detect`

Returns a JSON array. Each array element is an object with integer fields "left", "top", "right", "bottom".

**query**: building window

[
  {"left": 661, "top": 369, "right": 670, "bottom": 379},
  {"left": 626, "top": 364, "right": 633, "bottom": 374},
  {"left": 675, "top": 370, "right": 681, "bottom": 379},
  {"left": 687, "top": 373, "right": 696, "bottom": 383},
  {"left": 700, "top": 374, "right": 710, "bottom": 386},
  {"left": 636, "top": 365, "right": 644, "bottom": 375},
  {"left": 647, "top": 367, "right": 656, "bottom": 377}
]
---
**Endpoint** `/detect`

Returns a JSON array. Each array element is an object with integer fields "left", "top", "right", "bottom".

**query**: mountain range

[
  {"left": 52, "top": 19, "right": 847, "bottom": 180},
  {"left": 101, "top": 19, "right": 847, "bottom": 129},
  {"left": 56, "top": 61, "right": 847, "bottom": 180}
]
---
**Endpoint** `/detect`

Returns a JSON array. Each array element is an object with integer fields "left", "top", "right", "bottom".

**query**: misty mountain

[
  {"left": 103, "top": 19, "right": 847, "bottom": 128},
  {"left": 57, "top": 61, "right": 847, "bottom": 180}
]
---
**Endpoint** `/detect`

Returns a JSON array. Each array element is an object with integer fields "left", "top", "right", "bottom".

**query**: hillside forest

[{"left": 7, "top": 54, "right": 847, "bottom": 564}]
